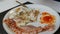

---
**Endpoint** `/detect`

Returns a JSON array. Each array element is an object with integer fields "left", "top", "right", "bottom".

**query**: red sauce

[
  {"left": 41, "top": 12, "right": 55, "bottom": 24},
  {"left": 43, "top": 16, "right": 53, "bottom": 23}
]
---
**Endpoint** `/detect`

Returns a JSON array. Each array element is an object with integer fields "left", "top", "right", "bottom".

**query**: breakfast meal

[{"left": 3, "top": 6, "right": 56, "bottom": 34}]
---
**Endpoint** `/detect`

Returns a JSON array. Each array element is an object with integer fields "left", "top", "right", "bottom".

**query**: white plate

[{"left": 3, "top": 4, "right": 60, "bottom": 34}]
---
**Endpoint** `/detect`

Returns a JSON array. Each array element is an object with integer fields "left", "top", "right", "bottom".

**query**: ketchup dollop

[
  {"left": 40, "top": 12, "right": 55, "bottom": 24},
  {"left": 43, "top": 16, "right": 53, "bottom": 23}
]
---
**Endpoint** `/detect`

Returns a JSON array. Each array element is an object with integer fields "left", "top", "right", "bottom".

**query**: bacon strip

[{"left": 4, "top": 18, "right": 54, "bottom": 34}]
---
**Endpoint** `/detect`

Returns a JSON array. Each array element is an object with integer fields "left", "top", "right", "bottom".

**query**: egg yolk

[
  {"left": 40, "top": 15, "right": 55, "bottom": 25},
  {"left": 43, "top": 16, "right": 53, "bottom": 23}
]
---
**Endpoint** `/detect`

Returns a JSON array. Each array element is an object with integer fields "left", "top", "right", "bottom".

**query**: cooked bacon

[
  {"left": 36, "top": 26, "right": 42, "bottom": 33},
  {"left": 42, "top": 25, "right": 55, "bottom": 31},
  {"left": 4, "top": 19, "right": 24, "bottom": 34},
  {"left": 4, "top": 18, "right": 16, "bottom": 28},
  {"left": 20, "top": 25, "right": 38, "bottom": 34},
  {"left": 3, "top": 18, "right": 43, "bottom": 34},
  {"left": 4, "top": 18, "right": 55, "bottom": 34}
]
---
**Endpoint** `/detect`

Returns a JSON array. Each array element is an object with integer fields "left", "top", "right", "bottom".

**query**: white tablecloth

[
  {"left": 0, "top": 0, "right": 19, "bottom": 13},
  {"left": 0, "top": 0, "right": 60, "bottom": 13}
]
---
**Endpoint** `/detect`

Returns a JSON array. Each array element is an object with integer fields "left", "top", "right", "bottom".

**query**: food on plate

[
  {"left": 40, "top": 12, "right": 56, "bottom": 25},
  {"left": 8, "top": 6, "right": 40, "bottom": 27},
  {"left": 4, "top": 18, "right": 42, "bottom": 34},
  {"left": 3, "top": 6, "right": 56, "bottom": 34},
  {"left": 42, "top": 25, "right": 55, "bottom": 31},
  {"left": 41, "top": 12, "right": 50, "bottom": 15},
  {"left": 4, "top": 18, "right": 55, "bottom": 34}
]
